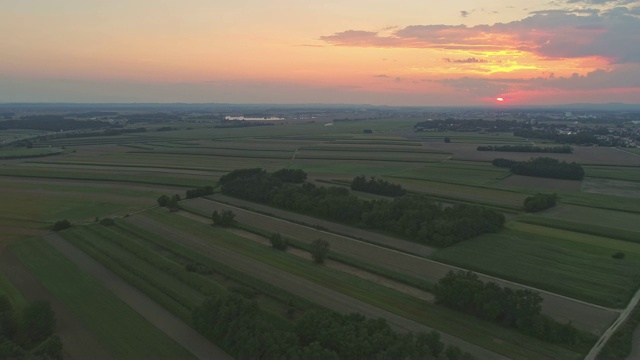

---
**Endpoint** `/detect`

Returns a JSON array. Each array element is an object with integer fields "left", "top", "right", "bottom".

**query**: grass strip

[
  {"left": 61, "top": 227, "right": 199, "bottom": 322},
  {"left": 11, "top": 237, "right": 195, "bottom": 359},
  {"left": 146, "top": 209, "right": 586, "bottom": 360},
  {"left": 0, "top": 272, "right": 27, "bottom": 309},
  {"left": 516, "top": 216, "right": 640, "bottom": 244},
  {"left": 234, "top": 221, "right": 435, "bottom": 292},
  {"left": 115, "top": 219, "right": 319, "bottom": 315}
]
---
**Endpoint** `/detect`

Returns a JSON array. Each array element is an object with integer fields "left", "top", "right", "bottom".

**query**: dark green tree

[
  {"left": 157, "top": 194, "right": 170, "bottom": 207},
  {"left": 269, "top": 233, "right": 288, "bottom": 250},
  {"left": 52, "top": 220, "right": 71, "bottom": 231},
  {"left": 21, "top": 301, "right": 55, "bottom": 346},
  {"left": 310, "top": 239, "right": 330, "bottom": 264}
]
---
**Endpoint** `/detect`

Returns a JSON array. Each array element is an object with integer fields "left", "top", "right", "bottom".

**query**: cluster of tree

[
  {"left": 434, "top": 271, "right": 591, "bottom": 345},
  {"left": 66, "top": 111, "right": 118, "bottom": 118},
  {"left": 271, "top": 168, "right": 307, "bottom": 183},
  {"left": 351, "top": 175, "right": 406, "bottom": 197},
  {"left": 116, "top": 112, "right": 183, "bottom": 124},
  {"left": 185, "top": 262, "right": 214, "bottom": 275},
  {"left": 185, "top": 186, "right": 214, "bottom": 199},
  {"left": 99, "top": 217, "right": 115, "bottom": 226},
  {"left": 477, "top": 145, "right": 572, "bottom": 153},
  {"left": 269, "top": 233, "right": 289, "bottom": 250},
  {"left": 513, "top": 126, "right": 608, "bottom": 146},
  {"left": 310, "top": 239, "right": 330, "bottom": 264},
  {"left": 492, "top": 157, "right": 585, "bottom": 180},
  {"left": 211, "top": 210, "right": 235, "bottom": 227},
  {"left": 414, "top": 119, "right": 521, "bottom": 132},
  {"left": 0, "top": 296, "right": 63, "bottom": 359},
  {"left": 52, "top": 219, "right": 71, "bottom": 231},
  {"left": 0, "top": 115, "right": 109, "bottom": 131},
  {"left": 192, "top": 292, "right": 471, "bottom": 359},
  {"left": 214, "top": 120, "right": 275, "bottom": 129},
  {"left": 524, "top": 193, "right": 557, "bottom": 212},
  {"left": 156, "top": 126, "right": 177, "bottom": 132},
  {"left": 220, "top": 169, "right": 505, "bottom": 247},
  {"left": 157, "top": 194, "right": 181, "bottom": 210}
]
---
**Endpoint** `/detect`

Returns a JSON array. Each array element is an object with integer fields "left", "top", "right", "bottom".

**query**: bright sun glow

[{"left": 496, "top": 97, "right": 504, "bottom": 102}]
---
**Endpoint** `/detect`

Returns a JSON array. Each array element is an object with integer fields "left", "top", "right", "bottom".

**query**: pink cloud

[{"left": 320, "top": 7, "right": 640, "bottom": 64}]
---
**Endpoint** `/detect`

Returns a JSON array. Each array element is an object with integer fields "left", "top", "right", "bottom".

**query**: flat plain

[{"left": 1, "top": 115, "right": 639, "bottom": 359}]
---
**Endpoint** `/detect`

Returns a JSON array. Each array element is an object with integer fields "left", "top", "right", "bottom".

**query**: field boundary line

[
  {"left": 203, "top": 197, "right": 621, "bottom": 313},
  {"left": 43, "top": 232, "right": 233, "bottom": 360}
]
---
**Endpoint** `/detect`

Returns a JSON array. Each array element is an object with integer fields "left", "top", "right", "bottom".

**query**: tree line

[
  {"left": 434, "top": 271, "right": 594, "bottom": 346},
  {"left": 492, "top": 157, "right": 585, "bottom": 180},
  {"left": 351, "top": 175, "right": 406, "bottom": 197},
  {"left": 192, "top": 292, "right": 472, "bottom": 359},
  {"left": 185, "top": 186, "right": 214, "bottom": 199},
  {"left": 477, "top": 145, "right": 572, "bottom": 153},
  {"left": 524, "top": 193, "right": 557, "bottom": 212},
  {"left": 0, "top": 296, "right": 63, "bottom": 359},
  {"left": 220, "top": 168, "right": 505, "bottom": 247}
]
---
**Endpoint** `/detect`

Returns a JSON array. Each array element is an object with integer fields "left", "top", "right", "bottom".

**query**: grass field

[
  {"left": 432, "top": 223, "right": 640, "bottom": 308},
  {"left": 0, "top": 272, "right": 27, "bottom": 308},
  {"left": 4, "top": 116, "right": 640, "bottom": 358},
  {"left": 134, "top": 209, "right": 586, "bottom": 360},
  {"left": 11, "top": 237, "right": 195, "bottom": 359}
]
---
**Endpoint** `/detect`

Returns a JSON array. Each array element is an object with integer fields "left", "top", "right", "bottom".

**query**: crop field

[
  {"left": 389, "top": 161, "right": 511, "bottom": 186},
  {"left": 122, "top": 209, "right": 587, "bottom": 360},
  {"left": 10, "top": 237, "right": 196, "bottom": 359},
  {"left": 180, "top": 196, "right": 616, "bottom": 335},
  {"left": 527, "top": 204, "right": 640, "bottom": 233},
  {"left": 581, "top": 177, "right": 640, "bottom": 199},
  {"left": 584, "top": 165, "right": 640, "bottom": 181},
  {"left": 3, "top": 115, "right": 640, "bottom": 359},
  {"left": 432, "top": 223, "right": 640, "bottom": 308}
]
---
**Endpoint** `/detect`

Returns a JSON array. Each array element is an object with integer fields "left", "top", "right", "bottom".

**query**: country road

[{"left": 585, "top": 286, "right": 640, "bottom": 360}]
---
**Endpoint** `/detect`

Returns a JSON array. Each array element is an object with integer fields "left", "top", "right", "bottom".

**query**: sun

[{"left": 496, "top": 97, "right": 504, "bottom": 102}]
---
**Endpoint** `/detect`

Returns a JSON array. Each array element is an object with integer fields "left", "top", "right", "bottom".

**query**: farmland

[{"left": 1, "top": 108, "right": 640, "bottom": 359}]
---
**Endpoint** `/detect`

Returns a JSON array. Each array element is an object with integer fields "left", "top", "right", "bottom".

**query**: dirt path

[
  {"left": 43, "top": 233, "right": 232, "bottom": 360},
  {"left": 177, "top": 211, "right": 434, "bottom": 302},
  {"left": 125, "top": 214, "right": 507, "bottom": 360},
  {"left": 182, "top": 196, "right": 618, "bottom": 335},
  {"left": 0, "top": 248, "right": 114, "bottom": 360}
]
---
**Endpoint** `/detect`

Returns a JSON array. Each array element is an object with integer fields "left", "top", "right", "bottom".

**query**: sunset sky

[{"left": 1, "top": 0, "right": 639, "bottom": 106}]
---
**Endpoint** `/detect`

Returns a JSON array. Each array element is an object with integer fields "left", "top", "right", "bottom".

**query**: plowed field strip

[
  {"left": 124, "top": 213, "right": 508, "bottom": 360},
  {"left": 44, "top": 233, "right": 232, "bottom": 360},
  {"left": 182, "top": 196, "right": 617, "bottom": 334}
]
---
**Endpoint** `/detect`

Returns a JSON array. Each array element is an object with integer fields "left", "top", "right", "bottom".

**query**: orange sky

[{"left": 1, "top": 0, "right": 639, "bottom": 105}]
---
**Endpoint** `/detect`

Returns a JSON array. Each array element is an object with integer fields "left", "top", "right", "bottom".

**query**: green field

[
  {"left": 4, "top": 115, "right": 640, "bottom": 358},
  {"left": 11, "top": 237, "right": 195, "bottom": 359},
  {"left": 138, "top": 209, "right": 585, "bottom": 360},
  {"left": 432, "top": 223, "right": 640, "bottom": 308}
]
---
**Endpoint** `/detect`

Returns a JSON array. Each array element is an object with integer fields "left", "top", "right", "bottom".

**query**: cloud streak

[{"left": 320, "top": 7, "right": 640, "bottom": 64}]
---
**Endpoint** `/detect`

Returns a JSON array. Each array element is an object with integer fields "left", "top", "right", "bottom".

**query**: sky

[{"left": 1, "top": 0, "right": 639, "bottom": 106}]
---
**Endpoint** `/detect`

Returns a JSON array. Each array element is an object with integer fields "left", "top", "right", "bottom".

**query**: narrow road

[
  {"left": 585, "top": 287, "right": 640, "bottom": 360},
  {"left": 43, "top": 233, "right": 233, "bottom": 360}
]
